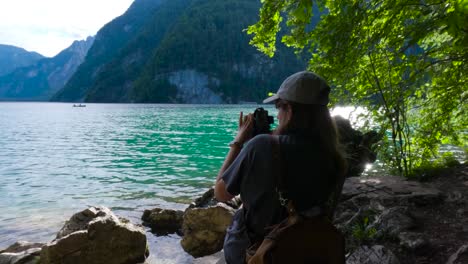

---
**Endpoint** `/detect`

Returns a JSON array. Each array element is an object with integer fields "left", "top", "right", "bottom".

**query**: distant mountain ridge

[
  {"left": 0, "top": 37, "right": 94, "bottom": 101},
  {"left": 53, "top": 0, "right": 308, "bottom": 103},
  {"left": 0, "top": 45, "right": 44, "bottom": 77}
]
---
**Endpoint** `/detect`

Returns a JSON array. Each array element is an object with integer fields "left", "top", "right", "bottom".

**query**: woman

[{"left": 214, "top": 71, "right": 348, "bottom": 263}]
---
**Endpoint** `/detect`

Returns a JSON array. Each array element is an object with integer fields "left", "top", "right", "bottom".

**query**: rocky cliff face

[
  {"left": 0, "top": 37, "right": 94, "bottom": 101},
  {"left": 168, "top": 70, "right": 224, "bottom": 104},
  {"left": 47, "top": 37, "right": 95, "bottom": 92}
]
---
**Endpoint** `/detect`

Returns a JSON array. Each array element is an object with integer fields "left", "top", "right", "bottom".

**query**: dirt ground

[{"left": 385, "top": 164, "right": 468, "bottom": 264}]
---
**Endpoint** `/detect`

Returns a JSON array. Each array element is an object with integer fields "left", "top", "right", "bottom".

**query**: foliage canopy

[{"left": 248, "top": 0, "right": 467, "bottom": 177}]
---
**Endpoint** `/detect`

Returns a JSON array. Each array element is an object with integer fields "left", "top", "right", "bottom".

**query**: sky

[{"left": 0, "top": 0, "right": 135, "bottom": 57}]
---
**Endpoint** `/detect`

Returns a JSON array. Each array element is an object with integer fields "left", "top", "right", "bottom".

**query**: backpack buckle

[{"left": 276, "top": 189, "right": 288, "bottom": 207}]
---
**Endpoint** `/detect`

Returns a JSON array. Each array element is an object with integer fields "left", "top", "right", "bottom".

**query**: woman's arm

[
  {"left": 214, "top": 144, "right": 242, "bottom": 202},
  {"left": 214, "top": 112, "right": 253, "bottom": 202}
]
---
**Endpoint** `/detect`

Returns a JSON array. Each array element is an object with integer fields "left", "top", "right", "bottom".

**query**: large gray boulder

[
  {"left": 40, "top": 206, "right": 148, "bottom": 264},
  {"left": 339, "top": 175, "right": 443, "bottom": 207},
  {"left": 181, "top": 203, "right": 236, "bottom": 258},
  {"left": 334, "top": 175, "right": 443, "bottom": 234}
]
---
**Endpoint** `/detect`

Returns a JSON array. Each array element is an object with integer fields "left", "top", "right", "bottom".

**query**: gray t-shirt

[{"left": 222, "top": 132, "right": 337, "bottom": 263}]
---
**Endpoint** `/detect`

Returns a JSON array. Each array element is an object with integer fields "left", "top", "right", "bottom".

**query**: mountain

[
  {"left": 52, "top": 0, "right": 165, "bottom": 102},
  {"left": 52, "top": 0, "right": 307, "bottom": 103},
  {"left": 129, "top": 0, "right": 307, "bottom": 104},
  {"left": 0, "top": 37, "right": 94, "bottom": 101},
  {"left": 0, "top": 45, "right": 44, "bottom": 76},
  {"left": 83, "top": 0, "right": 191, "bottom": 102}
]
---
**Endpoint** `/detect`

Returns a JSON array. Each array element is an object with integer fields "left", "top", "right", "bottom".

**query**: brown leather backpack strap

[
  {"left": 270, "top": 135, "right": 281, "bottom": 177},
  {"left": 271, "top": 135, "right": 297, "bottom": 216},
  {"left": 270, "top": 135, "right": 283, "bottom": 200}
]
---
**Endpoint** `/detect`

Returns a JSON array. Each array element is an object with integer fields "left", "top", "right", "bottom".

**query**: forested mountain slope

[
  {"left": 52, "top": 0, "right": 165, "bottom": 102},
  {"left": 53, "top": 0, "right": 308, "bottom": 103},
  {"left": 130, "top": 0, "right": 307, "bottom": 103}
]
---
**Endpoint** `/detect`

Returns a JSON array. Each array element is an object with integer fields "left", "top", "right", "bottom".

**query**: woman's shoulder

[
  {"left": 244, "top": 134, "right": 276, "bottom": 151},
  {"left": 248, "top": 134, "right": 275, "bottom": 145}
]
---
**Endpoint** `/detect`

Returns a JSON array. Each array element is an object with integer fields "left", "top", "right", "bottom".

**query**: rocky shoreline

[
  {"left": 1, "top": 164, "right": 466, "bottom": 264},
  {"left": 0, "top": 206, "right": 149, "bottom": 264},
  {"left": 338, "top": 164, "right": 468, "bottom": 264}
]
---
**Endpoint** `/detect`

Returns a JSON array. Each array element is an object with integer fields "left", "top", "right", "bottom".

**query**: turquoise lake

[{"left": 0, "top": 102, "right": 282, "bottom": 263}]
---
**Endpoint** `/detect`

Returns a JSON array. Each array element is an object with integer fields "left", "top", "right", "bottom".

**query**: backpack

[{"left": 245, "top": 136, "right": 345, "bottom": 264}]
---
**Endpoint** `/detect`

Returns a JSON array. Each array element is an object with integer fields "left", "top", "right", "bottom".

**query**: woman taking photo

[{"left": 214, "top": 71, "right": 348, "bottom": 263}]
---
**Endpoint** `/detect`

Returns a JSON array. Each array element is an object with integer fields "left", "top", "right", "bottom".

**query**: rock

[
  {"left": 0, "top": 249, "right": 41, "bottom": 264},
  {"left": 371, "top": 207, "right": 416, "bottom": 237},
  {"left": 447, "top": 244, "right": 468, "bottom": 264},
  {"left": 188, "top": 188, "right": 218, "bottom": 208},
  {"left": 335, "top": 176, "right": 442, "bottom": 241},
  {"left": 141, "top": 208, "right": 184, "bottom": 235},
  {"left": 0, "top": 241, "right": 43, "bottom": 264},
  {"left": 340, "top": 175, "right": 443, "bottom": 207},
  {"left": 193, "top": 250, "right": 225, "bottom": 264},
  {"left": 40, "top": 206, "right": 148, "bottom": 264},
  {"left": 334, "top": 209, "right": 359, "bottom": 227},
  {"left": 56, "top": 206, "right": 106, "bottom": 239},
  {"left": 181, "top": 203, "right": 236, "bottom": 257},
  {"left": 0, "top": 241, "right": 44, "bottom": 254},
  {"left": 446, "top": 191, "right": 464, "bottom": 203},
  {"left": 346, "top": 245, "right": 400, "bottom": 264},
  {"left": 398, "top": 232, "right": 430, "bottom": 252},
  {"left": 168, "top": 70, "right": 224, "bottom": 104},
  {"left": 188, "top": 188, "right": 242, "bottom": 209}
]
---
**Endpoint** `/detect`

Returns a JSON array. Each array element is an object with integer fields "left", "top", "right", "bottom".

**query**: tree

[{"left": 247, "top": 0, "right": 467, "bottom": 177}]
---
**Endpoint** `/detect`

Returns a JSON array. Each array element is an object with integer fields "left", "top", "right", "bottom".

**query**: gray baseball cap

[{"left": 263, "top": 71, "right": 330, "bottom": 105}]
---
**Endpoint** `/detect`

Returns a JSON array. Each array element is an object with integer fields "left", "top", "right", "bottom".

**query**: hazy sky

[{"left": 0, "top": 0, "right": 135, "bottom": 57}]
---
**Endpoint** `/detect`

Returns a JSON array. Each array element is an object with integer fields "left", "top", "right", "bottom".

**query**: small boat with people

[{"left": 73, "top": 103, "right": 86, "bottom": 107}]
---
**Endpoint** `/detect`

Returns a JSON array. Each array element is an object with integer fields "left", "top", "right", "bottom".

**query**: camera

[{"left": 252, "top": 107, "right": 274, "bottom": 136}]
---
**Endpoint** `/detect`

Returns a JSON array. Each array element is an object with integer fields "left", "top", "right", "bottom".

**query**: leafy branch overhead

[{"left": 247, "top": 0, "right": 468, "bottom": 177}]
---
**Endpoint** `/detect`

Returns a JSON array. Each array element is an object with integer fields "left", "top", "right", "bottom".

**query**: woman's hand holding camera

[{"left": 232, "top": 111, "right": 253, "bottom": 147}]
